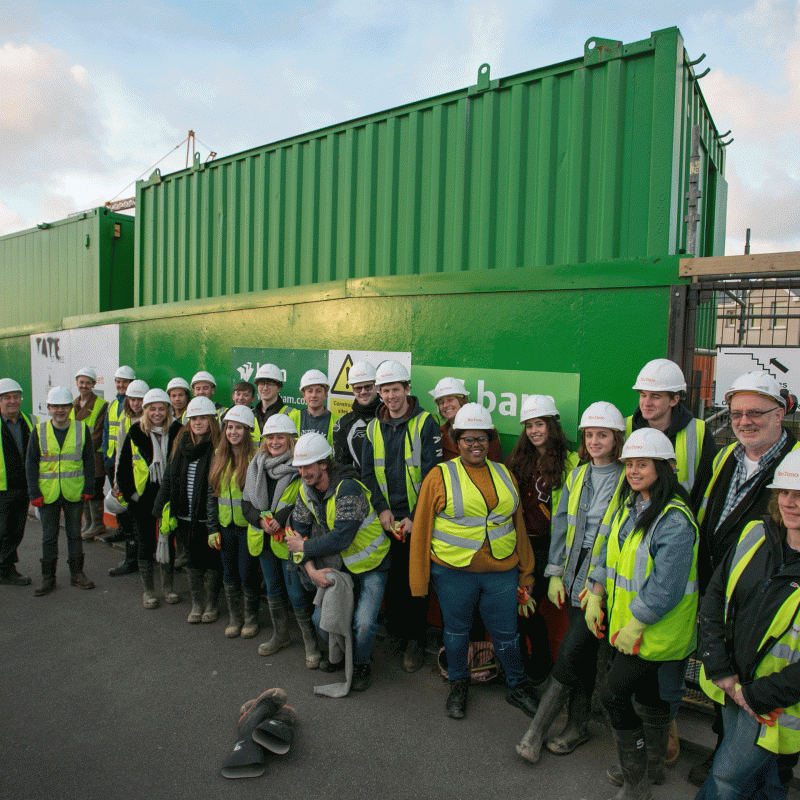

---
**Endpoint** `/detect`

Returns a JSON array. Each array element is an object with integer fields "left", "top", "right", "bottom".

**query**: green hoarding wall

[
  {"left": 135, "top": 27, "right": 725, "bottom": 308},
  {"left": 0, "top": 257, "right": 681, "bottom": 435}
]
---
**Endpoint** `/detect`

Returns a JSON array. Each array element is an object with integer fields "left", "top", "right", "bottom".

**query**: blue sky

[{"left": 2, "top": 0, "right": 798, "bottom": 255}]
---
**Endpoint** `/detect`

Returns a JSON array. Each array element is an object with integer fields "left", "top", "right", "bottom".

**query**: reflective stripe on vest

[
  {"left": 0, "top": 412, "right": 33, "bottom": 491},
  {"left": 299, "top": 478, "right": 389, "bottom": 574},
  {"left": 218, "top": 469, "right": 247, "bottom": 528},
  {"left": 106, "top": 399, "right": 123, "bottom": 457},
  {"left": 605, "top": 498, "right": 699, "bottom": 661},
  {"left": 431, "top": 458, "right": 518, "bottom": 568},
  {"left": 699, "top": 521, "right": 800, "bottom": 754},
  {"left": 365, "top": 412, "right": 430, "bottom": 510},
  {"left": 38, "top": 420, "right": 85, "bottom": 503},
  {"left": 625, "top": 416, "right": 703, "bottom": 493}
]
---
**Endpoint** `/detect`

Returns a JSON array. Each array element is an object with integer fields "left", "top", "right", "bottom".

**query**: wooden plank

[{"left": 680, "top": 251, "right": 800, "bottom": 277}]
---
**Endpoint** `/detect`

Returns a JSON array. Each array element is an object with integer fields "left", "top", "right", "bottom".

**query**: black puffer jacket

[{"left": 153, "top": 435, "right": 214, "bottom": 522}]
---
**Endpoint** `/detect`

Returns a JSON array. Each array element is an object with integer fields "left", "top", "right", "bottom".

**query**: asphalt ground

[{"left": 0, "top": 517, "right": 753, "bottom": 800}]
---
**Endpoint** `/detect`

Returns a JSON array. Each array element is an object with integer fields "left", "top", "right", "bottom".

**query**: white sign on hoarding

[
  {"left": 327, "top": 349, "right": 412, "bottom": 416},
  {"left": 715, "top": 347, "right": 800, "bottom": 405}
]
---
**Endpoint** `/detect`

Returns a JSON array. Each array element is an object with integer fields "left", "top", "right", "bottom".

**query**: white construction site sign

[{"left": 715, "top": 347, "right": 799, "bottom": 405}]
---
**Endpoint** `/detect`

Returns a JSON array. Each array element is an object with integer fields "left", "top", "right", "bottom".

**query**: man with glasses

[
  {"left": 691, "top": 370, "right": 798, "bottom": 787},
  {"left": 333, "top": 362, "right": 381, "bottom": 470}
]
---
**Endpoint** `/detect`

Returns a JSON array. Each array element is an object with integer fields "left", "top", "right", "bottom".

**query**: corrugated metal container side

[
  {"left": 135, "top": 26, "right": 725, "bottom": 307},
  {"left": 0, "top": 208, "right": 134, "bottom": 330}
]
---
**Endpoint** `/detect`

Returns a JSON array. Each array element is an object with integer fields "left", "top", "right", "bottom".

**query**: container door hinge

[{"left": 468, "top": 63, "right": 499, "bottom": 95}]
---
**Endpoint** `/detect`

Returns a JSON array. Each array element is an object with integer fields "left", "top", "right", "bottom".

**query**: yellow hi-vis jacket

[
  {"left": 106, "top": 399, "right": 124, "bottom": 457},
  {"left": 700, "top": 520, "right": 800, "bottom": 754},
  {"left": 605, "top": 498, "right": 699, "bottom": 661},
  {"left": 247, "top": 480, "right": 301, "bottom": 559},
  {"left": 38, "top": 420, "right": 86, "bottom": 503},
  {"left": 217, "top": 469, "right": 247, "bottom": 528},
  {"left": 432, "top": 457, "right": 518, "bottom": 568}
]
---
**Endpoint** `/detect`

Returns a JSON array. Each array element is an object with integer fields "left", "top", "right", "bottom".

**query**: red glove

[
  {"left": 31, "top": 497, "right": 44, "bottom": 508},
  {"left": 756, "top": 709, "right": 783, "bottom": 727},
  {"left": 82, "top": 494, "right": 93, "bottom": 501}
]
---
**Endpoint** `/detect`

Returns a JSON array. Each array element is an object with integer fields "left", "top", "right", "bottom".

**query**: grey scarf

[{"left": 243, "top": 449, "right": 297, "bottom": 512}]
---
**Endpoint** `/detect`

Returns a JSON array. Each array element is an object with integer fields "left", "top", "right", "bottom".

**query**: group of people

[{"left": 1, "top": 355, "right": 799, "bottom": 799}]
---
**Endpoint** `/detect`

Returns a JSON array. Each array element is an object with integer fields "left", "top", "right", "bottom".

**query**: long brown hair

[
  {"left": 506, "top": 416, "right": 570, "bottom": 490},
  {"left": 210, "top": 423, "right": 255, "bottom": 495},
  {"left": 170, "top": 415, "right": 221, "bottom": 459}
]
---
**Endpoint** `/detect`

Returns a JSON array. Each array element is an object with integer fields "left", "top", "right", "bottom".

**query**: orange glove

[
  {"left": 756, "top": 709, "right": 783, "bottom": 727},
  {"left": 610, "top": 619, "right": 647, "bottom": 655},
  {"left": 271, "top": 528, "right": 286, "bottom": 544}
]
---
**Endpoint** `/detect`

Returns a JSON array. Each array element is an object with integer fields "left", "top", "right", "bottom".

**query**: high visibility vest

[
  {"left": 696, "top": 440, "right": 800, "bottom": 527},
  {"left": 70, "top": 396, "right": 108, "bottom": 452},
  {"left": 0, "top": 412, "right": 34, "bottom": 491},
  {"left": 38, "top": 420, "right": 86, "bottom": 503},
  {"left": 551, "top": 451, "right": 581, "bottom": 522},
  {"left": 217, "top": 468, "right": 247, "bottom": 528},
  {"left": 625, "top": 416, "right": 704, "bottom": 494},
  {"left": 699, "top": 521, "right": 800, "bottom": 754},
  {"left": 562, "top": 464, "right": 625, "bottom": 589},
  {"left": 299, "top": 478, "right": 389, "bottom": 574},
  {"left": 586, "top": 475, "right": 626, "bottom": 585},
  {"left": 432, "top": 458, "right": 519, "bottom": 568},
  {"left": 605, "top": 498, "right": 699, "bottom": 661},
  {"left": 106, "top": 399, "right": 124, "bottom": 457},
  {"left": 129, "top": 439, "right": 150, "bottom": 497},
  {"left": 365, "top": 412, "right": 431, "bottom": 511},
  {"left": 247, "top": 480, "right": 302, "bottom": 559}
]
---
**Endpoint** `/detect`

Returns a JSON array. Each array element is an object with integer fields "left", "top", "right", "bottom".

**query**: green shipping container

[
  {"left": 0, "top": 208, "right": 135, "bottom": 332},
  {"left": 135, "top": 26, "right": 726, "bottom": 307}
]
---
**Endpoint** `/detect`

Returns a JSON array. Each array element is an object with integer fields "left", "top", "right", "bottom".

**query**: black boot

[
  {"left": 546, "top": 683, "right": 591, "bottom": 755},
  {"left": 201, "top": 569, "right": 222, "bottom": 623},
  {"left": 139, "top": 561, "right": 158, "bottom": 609},
  {"left": 609, "top": 728, "right": 652, "bottom": 800},
  {"left": 109, "top": 539, "right": 138, "bottom": 576},
  {"left": 241, "top": 591, "right": 260, "bottom": 639},
  {"left": 506, "top": 680, "right": 539, "bottom": 718},
  {"left": 187, "top": 568, "right": 205, "bottom": 623},
  {"left": 639, "top": 706, "right": 671, "bottom": 786},
  {"left": 223, "top": 584, "right": 243, "bottom": 638},
  {"left": 34, "top": 558, "right": 57, "bottom": 596},
  {"left": 68, "top": 554, "right": 95, "bottom": 590},
  {"left": 516, "top": 677, "right": 571, "bottom": 763},
  {"left": 446, "top": 681, "right": 468, "bottom": 719}
]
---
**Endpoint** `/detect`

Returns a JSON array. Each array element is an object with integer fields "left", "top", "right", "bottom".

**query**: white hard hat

[
  {"left": 47, "top": 386, "right": 73, "bottom": 405},
  {"left": 255, "top": 364, "right": 284, "bottom": 384},
  {"left": 166, "top": 377, "right": 191, "bottom": 393},
  {"left": 375, "top": 360, "right": 410, "bottom": 386},
  {"left": 0, "top": 378, "right": 23, "bottom": 396},
  {"left": 261, "top": 413, "right": 298, "bottom": 438},
  {"left": 452, "top": 402, "right": 493, "bottom": 431},
  {"left": 142, "top": 389, "right": 170, "bottom": 407},
  {"left": 520, "top": 395, "right": 559, "bottom": 423},
  {"left": 347, "top": 361, "right": 376, "bottom": 385},
  {"left": 104, "top": 491, "right": 127, "bottom": 515},
  {"left": 115, "top": 366, "right": 136, "bottom": 381},
  {"left": 430, "top": 377, "right": 470, "bottom": 400},
  {"left": 292, "top": 432, "right": 333, "bottom": 466},
  {"left": 632, "top": 359, "right": 686, "bottom": 393},
  {"left": 620, "top": 428, "right": 676, "bottom": 461},
  {"left": 579, "top": 401, "right": 625, "bottom": 432},
  {"left": 191, "top": 371, "right": 216, "bottom": 388},
  {"left": 185, "top": 396, "right": 218, "bottom": 418},
  {"left": 724, "top": 371, "right": 786, "bottom": 407},
  {"left": 224, "top": 405, "right": 255, "bottom": 429},
  {"left": 74, "top": 367, "right": 97, "bottom": 382},
  {"left": 125, "top": 380, "right": 150, "bottom": 399},
  {"left": 768, "top": 450, "right": 800, "bottom": 490},
  {"left": 300, "top": 369, "right": 329, "bottom": 391}
]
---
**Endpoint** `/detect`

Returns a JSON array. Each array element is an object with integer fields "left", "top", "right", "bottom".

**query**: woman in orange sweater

[{"left": 410, "top": 403, "right": 537, "bottom": 721}]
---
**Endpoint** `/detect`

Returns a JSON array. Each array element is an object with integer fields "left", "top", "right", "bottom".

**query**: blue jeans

[
  {"left": 659, "top": 657, "right": 690, "bottom": 720},
  {"left": 220, "top": 525, "right": 258, "bottom": 591},
  {"left": 258, "top": 546, "right": 312, "bottom": 613},
  {"left": 312, "top": 567, "right": 389, "bottom": 666},
  {"left": 695, "top": 700, "right": 785, "bottom": 800},
  {"left": 430, "top": 562, "right": 527, "bottom": 687},
  {"left": 40, "top": 498, "right": 84, "bottom": 560}
]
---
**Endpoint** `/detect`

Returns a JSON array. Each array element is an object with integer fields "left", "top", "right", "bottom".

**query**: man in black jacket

[{"left": 332, "top": 361, "right": 381, "bottom": 470}]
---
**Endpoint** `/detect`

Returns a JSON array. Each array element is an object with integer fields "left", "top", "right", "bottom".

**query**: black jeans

[
  {"left": 552, "top": 602, "right": 601, "bottom": 695},
  {"left": 602, "top": 651, "right": 668, "bottom": 730},
  {"left": 177, "top": 518, "right": 222, "bottom": 573},
  {"left": 0, "top": 491, "right": 29, "bottom": 571}
]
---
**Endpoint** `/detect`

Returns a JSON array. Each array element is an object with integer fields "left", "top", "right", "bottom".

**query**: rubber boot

[
  {"left": 160, "top": 563, "right": 180, "bottom": 604},
  {"left": 224, "top": 584, "right": 244, "bottom": 638},
  {"left": 240, "top": 591, "right": 260, "bottom": 639},
  {"left": 607, "top": 707, "right": 671, "bottom": 787},
  {"left": 201, "top": 569, "right": 222, "bottom": 623},
  {"left": 546, "top": 683, "right": 592, "bottom": 755},
  {"left": 68, "top": 554, "right": 95, "bottom": 589},
  {"left": 174, "top": 541, "right": 188, "bottom": 570},
  {"left": 85, "top": 498, "right": 107, "bottom": 538},
  {"left": 294, "top": 607, "right": 322, "bottom": 668},
  {"left": 187, "top": 568, "right": 205, "bottom": 623},
  {"left": 516, "top": 677, "right": 571, "bottom": 764},
  {"left": 609, "top": 728, "right": 652, "bottom": 800},
  {"left": 34, "top": 558, "right": 57, "bottom": 596},
  {"left": 253, "top": 705, "right": 298, "bottom": 754},
  {"left": 258, "top": 597, "right": 291, "bottom": 655},
  {"left": 139, "top": 560, "right": 159, "bottom": 609},
  {"left": 109, "top": 538, "right": 139, "bottom": 576}
]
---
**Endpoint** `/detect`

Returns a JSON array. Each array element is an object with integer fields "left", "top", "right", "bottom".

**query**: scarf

[
  {"left": 243, "top": 449, "right": 298, "bottom": 511},
  {"left": 149, "top": 426, "right": 168, "bottom": 484}
]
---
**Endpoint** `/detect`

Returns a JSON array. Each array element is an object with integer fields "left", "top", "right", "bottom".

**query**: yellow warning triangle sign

[{"left": 331, "top": 354, "right": 355, "bottom": 394}]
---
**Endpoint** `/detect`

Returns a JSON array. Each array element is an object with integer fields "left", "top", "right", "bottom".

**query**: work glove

[
  {"left": 517, "top": 587, "right": 536, "bottom": 617},
  {"left": 81, "top": 493, "right": 93, "bottom": 502},
  {"left": 578, "top": 587, "right": 590, "bottom": 610},
  {"left": 31, "top": 497, "right": 44, "bottom": 508},
  {"left": 610, "top": 618, "right": 647, "bottom": 655},
  {"left": 271, "top": 528, "right": 286, "bottom": 544},
  {"left": 548, "top": 576, "right": 566, "bottom": 608},
  {"left": 756, "top": 709, "right": 783, "bottom": 727},
  {"left": 584, "top": 592, "right": 606, "bottom": 639},
  {"left": 208, "top": 532, "right": 221, "bottom": 550},
  {"left": 155, "top": 533, "right": 170, "bottom": 564}
]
